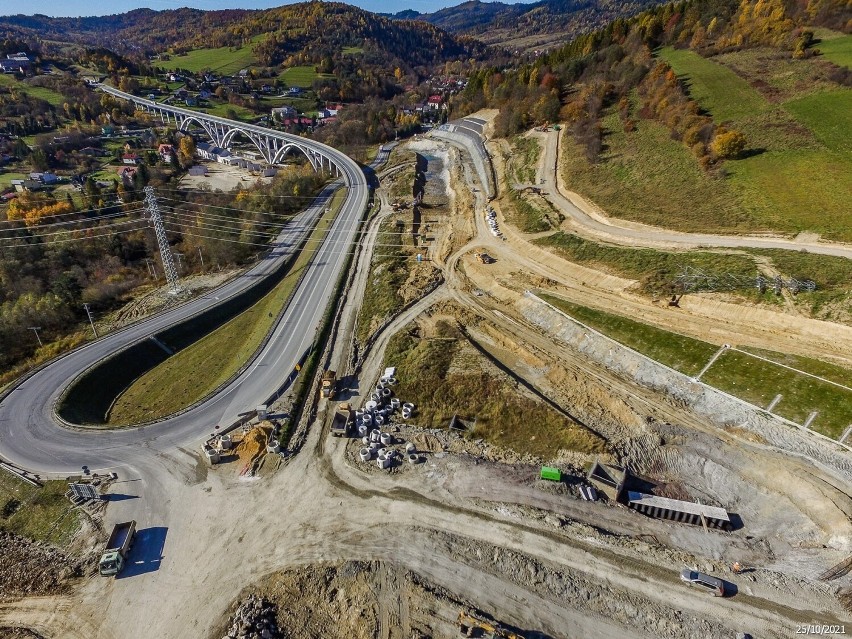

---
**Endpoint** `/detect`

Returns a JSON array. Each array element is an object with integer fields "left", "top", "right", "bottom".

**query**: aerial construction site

[{"left": 1, "top": 109, "right": 851, "bottom": 639}]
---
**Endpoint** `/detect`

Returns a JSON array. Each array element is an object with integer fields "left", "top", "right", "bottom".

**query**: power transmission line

[{"left": 144, "top": 186, "right": 180, "bottom": 294}]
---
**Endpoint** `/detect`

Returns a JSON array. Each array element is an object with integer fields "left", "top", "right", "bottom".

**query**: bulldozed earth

[{"left": 3, "top": 116, "right": 852, "bottom": 639}]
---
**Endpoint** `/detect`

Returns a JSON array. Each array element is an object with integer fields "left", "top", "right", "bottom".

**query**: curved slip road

[{"left": 0, "top": 123, "right": 371, "bottom": 477}]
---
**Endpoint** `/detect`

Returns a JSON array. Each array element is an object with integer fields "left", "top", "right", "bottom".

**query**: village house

[
  {"left": 271, "top": 106, "right": 297, "bottom": 121},
  {"left": 158, "top": 144, "right": 174, "bottom": 163},
  {"left": 117, "top": 166, "right": 138, "bottom": 185},
  {"left": 0, "top": 53, "right": 33, "bottom": 74}
]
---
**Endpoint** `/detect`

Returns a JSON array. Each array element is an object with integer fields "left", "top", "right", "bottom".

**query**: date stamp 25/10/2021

[{"left": 795, "top": 625, "right": 847, "bottom": 635}]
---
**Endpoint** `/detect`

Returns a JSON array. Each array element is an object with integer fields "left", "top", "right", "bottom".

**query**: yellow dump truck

[{"left": 320, "top": 370, "right": 336, "bottom": 399}]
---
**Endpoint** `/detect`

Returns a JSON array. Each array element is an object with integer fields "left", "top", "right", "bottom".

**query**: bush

[{"left": 711, "top": 129, "right": 747, "bottom": 158}]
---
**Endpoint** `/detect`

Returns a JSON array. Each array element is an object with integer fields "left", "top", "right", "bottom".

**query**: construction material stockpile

[
  {"left": 0, "top": 531, "right": 84, "bottom": 600},
  {"left": 354, "top": 369, "right": 421, "bottom": 470},
  {"left": 234, "top": 424, "right": 272, "bottom": 468}
]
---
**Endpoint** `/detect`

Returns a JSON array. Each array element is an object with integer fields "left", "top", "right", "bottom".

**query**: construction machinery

[
  {"left": 330, "top": 403, "right": 352, "bottom": 437},
  {"left": 99, "top": 520, "right": 136, "bottom": 577},
  {"left": 320, "top": 370, "right": 336, "bottom": 399},
  {"left": 458, "top": 611, "right": 525, "bottom": 638},
  {"left": 474, "top": 252, "right": 494, "bottom": 264}
]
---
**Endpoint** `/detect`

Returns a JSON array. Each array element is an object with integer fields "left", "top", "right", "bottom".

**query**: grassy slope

[
  {"left": 813, "top": 30, "right": 852, "bottom": 68},
  {"left": 0, "top": 74, "right": 66, "bottom": 106},
  {"left": 658, "top": 46, "right": 768, "bottom": 122},
  {"left": 108, "top": 190, "right": 343, "bottom": 425},
  {"left": 562, "top": 48, "right": 852, "bottom": 240},
  {"left": 540, "top": 294, "right": 852, "bottom": 439},
  {"left": 279, "top": 66, "right": 333, "bottom": 88},
  {"left": 384, "top": 321, "right": 606, "bottom": 457},
  {"left": 159, "top": 44, "right": 258, "bottom": 75},
  {"left": 539, "top": 294, "right": 720, "bottom": 376},
  {"left": 537, "top": 232, "right": 758, "bottom": 293},
  {"left": 355, "top": 217, "right": 411, "bottom": 344},
  {"left": 784, "top": 89, "right": 852, "bottom": 154},
  {"left": 702, "top": 350, "right": 852, "bottom": 438},
  {"left": 561, "top": 108, "right": 754, "bottom": 232},
  {"left": 0, "top": 475, "right": 80, "bottom": 545}
]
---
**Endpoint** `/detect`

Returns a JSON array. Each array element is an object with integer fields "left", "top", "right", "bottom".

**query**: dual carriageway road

[{"left": 0, "top": 107, "right": 377, "bottom": 476}]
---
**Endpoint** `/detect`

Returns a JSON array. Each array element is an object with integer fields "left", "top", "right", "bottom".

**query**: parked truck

[
  {"left": 320, "top": 370, "right": 337, "bottom": 399},
  {"left": 99, "top": 520, "right": 136, "bottom": 577},
  {"left": 331, "top": 403, "right": 352, "bottom": 437}
]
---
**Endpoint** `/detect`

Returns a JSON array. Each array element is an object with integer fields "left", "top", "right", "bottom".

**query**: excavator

[{"left": 458, "top": 611, "right": 526, "bottom": 638}]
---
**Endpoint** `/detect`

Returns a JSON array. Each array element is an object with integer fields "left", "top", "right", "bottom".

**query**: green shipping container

[{"left": 540, "top": 466, "right": 561, "bottom": 481}]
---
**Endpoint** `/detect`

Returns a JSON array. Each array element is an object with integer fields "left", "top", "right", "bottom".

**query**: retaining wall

[
  {"left": 430, "top": 129, "right": 496, "bottom": 199},
  {"left": 519, "top": 292, "right": 852, "bottom": 479}
]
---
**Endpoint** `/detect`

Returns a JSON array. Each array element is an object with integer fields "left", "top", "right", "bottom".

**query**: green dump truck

[{"left": 99, "top": 520, "right": 136, "bottom": 577}]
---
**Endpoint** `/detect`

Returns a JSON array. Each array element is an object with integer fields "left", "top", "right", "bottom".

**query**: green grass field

[
  {"left": 783, "top": 89, "right": 852, "bottom": 154},
  {"left": 0, "top": 474, "right": 81, "bottom": 545},
  {"left": 342, "top": 46, "right": 364, "bottom": 55},
  {"left": 813, "top": 30, "right": 852, "bottom": 68},
  {"left": 561, "top": 49, "right": 852, "bottom": 240},
  {"left": 560, "top": 109, "right": 759, "bottom": 233},
  {"left": 108, "top": 190, "right": 343, "bottom": 425},
  {"left": 658, "top": 47, "right": 768, "bottom": 121},
  {"left": 539, "top": 294, "right": 852, "bottom": 439},
  {"left": 539, "top": 294, "right": 720, "bottom": 376},
  {"left": 0, "top": 171, "right": 27, "bottom": 189},
  {"left": 189, "top": 101, "right": 256, "bottom": 120},
  {"left": 279, "top": 66, "right": 333, "bottom": 88},
  {"left": 702, "top": 350, "right": 852, "bottom": 439},
  {"left": 537, "top": 232, "right": 758, "bottom": 293},
  {"left": 159, "top": 44, "right": 258, "bottom": 75},
  {"left": 738, "top": 346, "right": 852, "bottom": 387},
  {"left": 0, "top": 74, "right": 67, "bottom": 106},
  {"left": 725, "top": 146, "right": 852, "bottom": 240}
]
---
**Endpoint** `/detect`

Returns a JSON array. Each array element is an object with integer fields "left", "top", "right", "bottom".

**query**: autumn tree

[
  {"left": 177, "top": 135, "right": 196, "bottom": 168},
  {"left": 711, "top": 129, "right": 747, "bottom": 159}
]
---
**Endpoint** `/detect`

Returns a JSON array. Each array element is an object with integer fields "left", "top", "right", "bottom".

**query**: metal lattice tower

[
  {"left": 672, "top": 266, "right": 816, "bottom": 295},
  {"left": 144, "top": 186, "right": 180, "bottom": 293}
]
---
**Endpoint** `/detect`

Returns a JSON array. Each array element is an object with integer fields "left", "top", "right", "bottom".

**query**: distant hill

[
  {"left": 387, "top": 0, "right": 669, "bottom": 51},
  {"left": 0, "top": 9, "right": 255, "bottom": 51},
  {"left": 0, "top": 3, "right": 487, "bottom": 71}
]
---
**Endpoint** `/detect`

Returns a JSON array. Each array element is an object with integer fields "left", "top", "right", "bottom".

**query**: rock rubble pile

[
  {"left": 223, "top": 595, "right": 280, "bottom": 639},
  {"left": 0, "top": 531, "right": 81, "bottom": 600}
]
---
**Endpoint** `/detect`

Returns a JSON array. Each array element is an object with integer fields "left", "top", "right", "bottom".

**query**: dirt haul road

[
  {"left": 3, "top": 133, "right": 851, "bottom": 639},
  {"left": 4, "top": 413, "right": 835, "bottom": 639},
  {"left": 534, "top": 126, "right": 852, "bottom": 259}
]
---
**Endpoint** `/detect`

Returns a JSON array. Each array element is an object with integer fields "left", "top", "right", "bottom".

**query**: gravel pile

[
  {"left": 0, "top": 531, "right": 82, "bottom": 601},
  {"left": 222, "top": 595, "right": 280, "bottom": 639}
]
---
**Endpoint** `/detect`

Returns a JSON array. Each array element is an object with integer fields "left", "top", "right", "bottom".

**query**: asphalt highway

[{"left": 0, "top": 112, "right": 372, "bottom": 477}]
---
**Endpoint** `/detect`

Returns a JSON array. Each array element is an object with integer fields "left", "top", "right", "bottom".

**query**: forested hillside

[
  {"left": 391, "top": 0, "right": 671, "bottom": 50},
  {"left": 0, "top": 3, "right": 489, "bottom": 72},
  {"left": 453, "top": 0, "right": 851, "bottom": 245}
]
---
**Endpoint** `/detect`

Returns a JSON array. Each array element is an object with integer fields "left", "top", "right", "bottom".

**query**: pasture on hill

[
  {"left": 158, "top": 43, "right": 259, "bottom": 75},
  {"left": 560, "top": 46, "right": 852, "bottom": 241}
]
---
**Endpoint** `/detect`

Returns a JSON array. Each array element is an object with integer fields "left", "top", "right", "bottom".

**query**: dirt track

[{"left": 3, "top": 126, "right": 852, "bottom": 638}]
